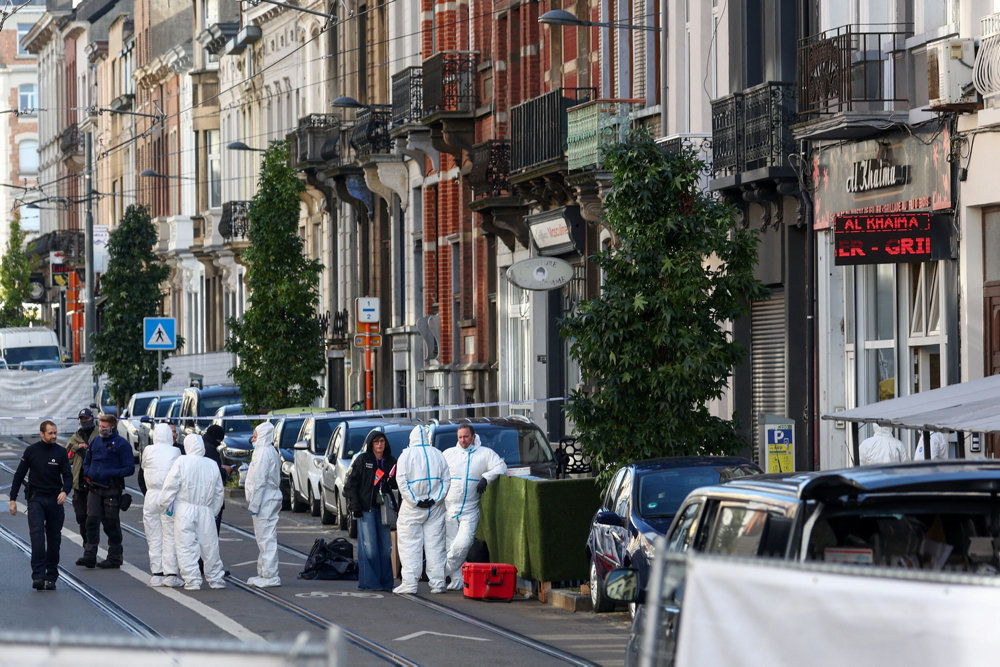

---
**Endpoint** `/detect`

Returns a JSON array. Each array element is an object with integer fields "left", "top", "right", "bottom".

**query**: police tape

[{"left": 0, "top": 396, "right": 570, "bottom": 423}]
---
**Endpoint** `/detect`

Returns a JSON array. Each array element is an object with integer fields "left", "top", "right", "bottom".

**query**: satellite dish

[{"left": 505, "top": 257, "right": 574, "bottom": 291}]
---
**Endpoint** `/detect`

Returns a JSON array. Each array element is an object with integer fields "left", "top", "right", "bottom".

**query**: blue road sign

[{"left": 144, "top": 317, "right": 177, "bottom": 350}]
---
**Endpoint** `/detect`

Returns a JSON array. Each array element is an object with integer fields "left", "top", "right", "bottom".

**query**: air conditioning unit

[{"left": 928, "top": 38, "right": 978, "bottom": 110}]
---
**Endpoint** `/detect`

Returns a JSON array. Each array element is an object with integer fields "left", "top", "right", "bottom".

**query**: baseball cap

[{"left": 78, "top": 408, "right": 94, "bottom": 420}]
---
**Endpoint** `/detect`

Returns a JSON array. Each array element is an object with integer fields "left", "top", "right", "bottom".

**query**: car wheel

[
  {"left": 309, "top": 486, "right": 321, "bottom": 517},
  {"left": 291, "top": 478, "right": 308, "bottom": 513},
  {"left": 335, "top": 490, "right": 348, "bottom": 531},
  {"left": 348, "top": 516, "right": 358, "bottom": 539},
  {"left": 320, "top": 488, "right": 335, "bottom": 525},
  {"left": 590, "top": 558, "right": 615, "bottom": 613}
]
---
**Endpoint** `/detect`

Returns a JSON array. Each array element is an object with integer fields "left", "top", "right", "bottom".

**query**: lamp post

[{"left": 226, "top": 141, "right": 266, "bottom": 153}]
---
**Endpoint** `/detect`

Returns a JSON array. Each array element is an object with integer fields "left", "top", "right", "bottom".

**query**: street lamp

[
  {"left": 538, "top": 9, "right": 661, "bottom": 32},
  {"left": 140, "top": 169, "right": 195, "bottom": 179},
  {"left": 331, "top": 96, "right": 363, "bottom": 109},
  {"left": 227, "top": 141, "right": 266, "bottom": 152}
]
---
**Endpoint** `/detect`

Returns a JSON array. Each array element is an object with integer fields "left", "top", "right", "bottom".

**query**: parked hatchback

[
  {"left": 270, "top": 408, "right": 339, "bottom": 511},
  {"left": 177, "top": 384, "right": 242, "bottom": 437},
  {"left": 587, "top": 456, "right": 761, "bottom": 615},
  {"left": 291, "top": 415, "right": 353, "bottom": 516},
  {"left": 609, "top": 460, "right": 1000, "bottom": 666},
  {"left": 320, "top": 419, "right": 419, "bottom": 536}
]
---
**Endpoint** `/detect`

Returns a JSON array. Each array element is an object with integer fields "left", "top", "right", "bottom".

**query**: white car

[{"left": 290, "top": 416, "right": 347, "bottom": 517}]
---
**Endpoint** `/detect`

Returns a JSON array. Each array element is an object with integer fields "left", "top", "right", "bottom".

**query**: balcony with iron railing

[
  {"left": 289, "top": 113, "right": 340, "bottom": 169},
  {"left": 710, "top": 82, "right": 796, "bottom": 189},
  {"left": 468, "top": 139, "right": 529, "bottom": 250},
  {"left": 350, "top": 105, "right": 393, "bottom": 157},
  {"left": 392, "top": 66, "right": 424, "bottom": 127},
  {"left": 468, "top": 140, "right": 511, "bottom": 199},
  {"left": 219, "top": 200, "right": 250, "bottom": 242},
  {"left": 795, "top": 24, "right": 910, "bottom": 140},
  {"left": 422, "top": 51, "right": 477, "bottom": 115},
  {"left": 566, "top": 99, "right": 643, "bottom": 172},
  {"left": 511, "top": 88, "right": 596, "bottom": 180},
  {"left": 60, "top": 123, "right": 84, "bottom": 157},
  {"left": 975, "top": 12, "right": 1000, "bottom": 104}
]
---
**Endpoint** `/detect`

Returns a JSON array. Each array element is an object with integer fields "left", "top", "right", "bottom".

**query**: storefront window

[
  {"left": 859, "top": 264, "right": 896, "bottom": 403},
  {"left": 867, "top": 263, "right": 895, "bottom": 340},
  {"left": 500, "top": 276, "right": 531, "bottom": 412}
]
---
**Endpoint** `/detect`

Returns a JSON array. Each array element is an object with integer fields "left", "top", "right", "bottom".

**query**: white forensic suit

[
  {"left": 159, "top": 433, "right": 225, "bottom": 590},
  {"left": 244, "top": 421, "right": 282, "bottom": 587},
  {"left": 141, "top": 423, "right": 181, "bottom": 587},
  {"left": 443, "top": 435, "right": 506, "bottom": 589},
  {"left": 857, "top": 425, "right": 908, "bottom": 466},
  {"left": 913, "top": 432, "right": 949, "bottom": 460},
  {"left": 394, "top": 425, "right": 451, "bottom": 594}
]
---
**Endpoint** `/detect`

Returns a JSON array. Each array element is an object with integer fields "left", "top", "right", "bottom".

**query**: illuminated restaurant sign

[{"left": 833, "top": 212, "right": 951, "bottom": 265}]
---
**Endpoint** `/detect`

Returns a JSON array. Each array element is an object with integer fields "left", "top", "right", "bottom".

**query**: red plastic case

[{"left": 461, "top": 562, "right": 517, "bottom": 600}]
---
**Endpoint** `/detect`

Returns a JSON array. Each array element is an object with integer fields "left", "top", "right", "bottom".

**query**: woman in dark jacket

[{"left": 344, "top": 432, "right": 397, "bottom": 590}]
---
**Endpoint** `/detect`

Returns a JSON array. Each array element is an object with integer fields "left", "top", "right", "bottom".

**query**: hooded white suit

[
  {"left": 857, "top": 425, "right": 908, "bottom": 466},
  {"left": 393, "top": 425, "right": 451, "bottom": 594},
  {"left": 913, "top": 431, "right": 949, "bottom": 460},
  {"left": 443, "top": 434, "right": 506, "bottom": 588},
  {"left": 159, "top": 433, "right": 225, "bottom": 590},
  {"left": 141, "top": 423, "right": 181, "bottom": 586},
  {"left": 244, "top": 422, "right": 282, "bottom": 587}
]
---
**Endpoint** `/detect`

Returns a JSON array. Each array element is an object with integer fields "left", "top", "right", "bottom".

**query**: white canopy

[{"left": 823, "top": 374, "right": 1000, "bottom": 434}]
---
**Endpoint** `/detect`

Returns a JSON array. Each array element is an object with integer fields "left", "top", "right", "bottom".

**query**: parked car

[
  {"left": 177, "top": 384, "right": 241, "bottom": 437},
  {"left": 137, "top": 392, "right": 182, "bottom": 449},
  {"left": 121, "top": 390, "right": 176, "bottom": 458},
  {"left": 291, "top": 415, "right": 350, "bottom": 517},
  {"left": 15, "top": 359, "right": 66, "bottom": 371},
  {"left": 270, "top": 408, "right": 339, "bottom": 511},
  {"left": 607, "top": 460, "right": 1000, "bottom": 666},
  {"left": 427, "top": 416, "right": 560, "bottom": 478},
  {"left": 586, "top": 456, "right": 762, "bottom": 615},
  {"left": 213, "top": 403, "right": 253, "bottom": 467},
  {"left": 91, "top": 381, "right": 117, "bottom": 417},
  {"left": 320, "top": 419, "right": 419, "bottom": 535}
]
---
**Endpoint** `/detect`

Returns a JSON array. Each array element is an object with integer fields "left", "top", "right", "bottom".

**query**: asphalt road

[{"left": 0, "top": 434, "right": 631, "bottom": 665}]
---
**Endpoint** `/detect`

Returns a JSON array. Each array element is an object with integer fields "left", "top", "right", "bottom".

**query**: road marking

[{"left": 394, "top": 630, "right": 490, "bottom": 642}]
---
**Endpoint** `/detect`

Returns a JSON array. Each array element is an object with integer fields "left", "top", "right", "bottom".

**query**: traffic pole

[{"left": 365, "top": 323, "right": 373, "bottom": 411}]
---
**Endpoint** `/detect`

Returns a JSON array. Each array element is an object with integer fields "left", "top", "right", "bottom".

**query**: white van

[{"left": 0, "top": 327, "right": 61, "bottom": 369}]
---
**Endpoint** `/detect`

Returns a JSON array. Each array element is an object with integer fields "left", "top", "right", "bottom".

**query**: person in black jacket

[
  {"left": 344, "top": 431, "right": 397, "bottom": 591},
  {"left": 79, "top": 414, "right": 135, "bottom": 569},
  {"left": 202, "top": 424, "right": 231, "bottom": 533},
  {"left": 9, "top": 420, "right": 73, "bottom": 590}
]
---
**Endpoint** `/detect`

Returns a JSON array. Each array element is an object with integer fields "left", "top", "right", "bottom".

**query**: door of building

[{"left": 985, "top": 283, "right": 1000, "bottom": 457}]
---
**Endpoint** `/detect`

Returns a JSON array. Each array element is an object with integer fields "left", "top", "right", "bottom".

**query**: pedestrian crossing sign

[{"left": 144, "top": 317, "right": 176, "bottom": 350}]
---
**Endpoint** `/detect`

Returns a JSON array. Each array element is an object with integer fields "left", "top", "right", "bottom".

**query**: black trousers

[
  {"left": 72, "top": 486, "right": 89, "bottom": 541},
  {"left": 27, "top": 495, "right": 65, "bottom": 581},
  {"left": 84, "top": 486, "right": 123, "bottom": 563}
]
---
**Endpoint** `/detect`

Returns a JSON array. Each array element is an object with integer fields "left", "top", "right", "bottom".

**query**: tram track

[{"left": 1, "top": 447, "right": 598, "bottom": 666}]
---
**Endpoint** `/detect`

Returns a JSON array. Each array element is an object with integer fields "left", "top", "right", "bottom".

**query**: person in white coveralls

[
  {"left": 158, "top": 433, "right": 225, "bottom": 590},
  {"left": 393, "top": 425, "right": 450, "bottom": 594},
  {"left": 857, "top": 424, "right": 908, "bottom": 465},
  {"left": 140, "top": 423, "right": 182, "bottom": 587},
  {"left": 442, "top": 424, "right": 506, "bottom": 590},
  {"left": 244, "top": 421, "right": 282, "bottom": 587}
]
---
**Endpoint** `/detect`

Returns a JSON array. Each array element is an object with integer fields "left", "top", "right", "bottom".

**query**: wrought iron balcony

[
  {"left": 290, "top": 113, "right": 340, "bottom": 167},
  {"left": 350, "top": 105, "right": 393, "bottom": 156},
  {"left": 511, "top": 88, "right": 595, "bottom": 176},
  {"left": 975, "top": 13, "right": 1000, "bottom": 102},
  {"left": 392, "top": 66, "right": 424, "bottom": 125},
  {"left": 797, "top": 24, "right": 909, "bottom": 118},
  {"left": 317, "top": 308, "right": 350, "bottom": 339},
  {"left": 60, "top": 123, "right": 84, "bottom": 156},
  {"left": 422, "top": 51, "right": 477, "bottom": 114},
  {"left": 468, "top": 140, "right": 511, "bottom": 198},
  {"left": 566, "top": 98, "right": 642, "bottom": 171},
  {"left": 711, "top": 82, "right": 795, "bottom": 184},
  {"left": 219, "top": 200, "right": 250, "bottom": 241}
]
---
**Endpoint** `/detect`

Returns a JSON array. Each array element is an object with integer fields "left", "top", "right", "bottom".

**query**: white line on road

[{"left": 394, "top": 630, "right": 490, "bottom": 642}]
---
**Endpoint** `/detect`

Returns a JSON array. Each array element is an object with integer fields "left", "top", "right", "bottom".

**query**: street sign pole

[
  {"left": 365, "top": 322, "right": 373, "bottom": 411},
  {"left": 158, "top": 350, "right": 162, "bottom": 390},
  {"left": 356, "top": 298, "right": 380, "bottom": 411}
]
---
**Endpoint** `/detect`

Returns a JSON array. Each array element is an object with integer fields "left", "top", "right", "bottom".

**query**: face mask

[
  {"left": 99, "top": 426, "right": 114, "bottom": 438},
  {"left": 81, "top": 422, "right": 95, "bottom": 435}
]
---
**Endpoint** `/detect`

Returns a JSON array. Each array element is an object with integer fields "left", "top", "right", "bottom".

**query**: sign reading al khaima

[{"left": 833, "top": 212, "right": 952, "bottom": 266}]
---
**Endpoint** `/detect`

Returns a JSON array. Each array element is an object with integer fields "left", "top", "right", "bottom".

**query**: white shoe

[
  {"left": 208, "top": 580, "right": 226, "bottom": 589},
  {"left": 246, "top": 577, "right": 261, "bottom": 587},
  {"left": 256, "top": 577, "right": 281, "bottom": 588},
  {"left": 184, "top": 582, "right": 202, "bottom": 591},
  {"left": 162, "top": 575, "right": 184, "bottom": 588},
  {"left": 148, "top": 575, "right": 164, "bottom": 587},
  {"left": 447, "top": 580, "right": 463, "bottom": 591},
  {"left": 393, "top": 583, "right": 417, "bottom": 595},
  {"left": 429, "top": 587, "right": 446, "bottom": 594}
]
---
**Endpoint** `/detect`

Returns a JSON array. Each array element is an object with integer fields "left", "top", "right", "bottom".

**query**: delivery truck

[{"left": 0, "top": 326, "right": 61, "bottom": 369}]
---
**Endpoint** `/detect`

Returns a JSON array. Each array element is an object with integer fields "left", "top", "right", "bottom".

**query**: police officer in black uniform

[{"left": 9, "top": 420, "right": 73, "bottom": 590}]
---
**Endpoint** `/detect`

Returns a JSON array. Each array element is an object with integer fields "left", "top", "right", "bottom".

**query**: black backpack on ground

[{"left": 299, "top": 538, "right": 358, "bottom": 580}]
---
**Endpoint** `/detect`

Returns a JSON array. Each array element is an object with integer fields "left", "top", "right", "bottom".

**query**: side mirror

[
  {"left": 89, "top": 403, "right": 99, "bottom": 410},
  {"left": 604, "top": 568, "right": 642, "bottom": 603},
  {"left": 293, "top": 440, "right": 308, "bottom": 450},
  {"left": 595, "top": 510, "right": 625, "bottom": 527}
]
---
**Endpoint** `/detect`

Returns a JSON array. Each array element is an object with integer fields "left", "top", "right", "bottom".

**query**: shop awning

[{"left": 823, "top": 374, "right": 1000, "bottom": 434}]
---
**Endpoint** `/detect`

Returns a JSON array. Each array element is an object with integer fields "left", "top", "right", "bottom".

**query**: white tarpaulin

[
  {"left": 824, "top": 373, "right": 1000, "bottom": 434},
  {"left": 0, "top": 364, "right": 93, "bottom": 436},
  {"left": 674, "top": 555, "right": 1000, "bottom": 667}
]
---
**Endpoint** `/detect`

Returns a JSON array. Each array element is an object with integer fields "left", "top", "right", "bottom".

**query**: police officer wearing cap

[{"left": 65, "top": 408, "right": 99, "bottom": 545}]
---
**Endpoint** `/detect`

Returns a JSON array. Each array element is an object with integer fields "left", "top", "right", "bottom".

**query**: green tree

[
  {"left": 561, "top": 131, "right": 767, "bottom": 483},
  {"left": 226, "top": 140, "right": 324, "bottom": 414},
  {"left": 93, "top": 204, "right": 173, "bottom": 409},
  {"left": 0, "top": 211, "right": 37, "bottom": 327}
]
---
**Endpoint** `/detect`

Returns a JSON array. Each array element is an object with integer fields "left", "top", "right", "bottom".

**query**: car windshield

[
  {"left": 312, "top": 419, "right": 341, "bottom": 454},
  {"left": 638, "top": 468, "right": 743, "bottom": 518},
  {"left": 131, "top": 396, "right": 155, "bottom": 416},
  {"left": 153, "top": 397, "right": 180, "bottom": 418},
  {"left": 434, "top": 424, "right": 554, "bottom": 466},
  {"left": 219, "top": 413, "right": 251, "bottom": 434},
  {"left": 279, "top": 418, "right": 306, "bottom": 449},
  {"left": 2, "top": 346, "right": 60, "bottom": 365},
  {"left": 201, "top": 392, "right": 241, "bottom": 414},
  {"left": 344, "top": 429, "right": 369, "bottom": 460}
]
